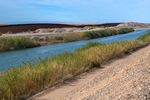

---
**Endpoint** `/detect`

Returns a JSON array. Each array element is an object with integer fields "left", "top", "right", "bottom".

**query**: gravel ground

[{"left": 31, "top": 45, "right": 150, "bottom": 100}]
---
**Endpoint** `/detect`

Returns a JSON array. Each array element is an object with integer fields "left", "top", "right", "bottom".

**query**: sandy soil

[
  {"left": 30, "top": 45, "right": 150, "bottom": 100},
  {"left": 1, "top": 27, "right": 103, "bottom": 38}
]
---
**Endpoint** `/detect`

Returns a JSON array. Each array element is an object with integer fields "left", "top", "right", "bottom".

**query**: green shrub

[{"left": 0, "top": 33, "right": 2, "bottom": 36}]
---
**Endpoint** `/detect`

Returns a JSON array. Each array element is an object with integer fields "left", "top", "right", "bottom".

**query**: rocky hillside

[
  {"left": 117, "top": 22, "right": 150, "bottom": 29},
  {"left": 0, "top": 23, "right": 120, "bottom": 33}
]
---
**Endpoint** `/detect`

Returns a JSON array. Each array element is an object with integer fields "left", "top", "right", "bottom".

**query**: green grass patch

[
  {"left": 77, "top": 42, "right": 105, "bottom": 51},
  {"left": 0, "top": 37, "right": 40, "bottom": 51},
  {"left": 0, "top": 32, "right": 149, "bottom": 100},
  {"left": 138, "top": 32, "right": 150, "bottom": 43},
  {"left": 83, "top": 28, "right": 134, "bottom": 39}
]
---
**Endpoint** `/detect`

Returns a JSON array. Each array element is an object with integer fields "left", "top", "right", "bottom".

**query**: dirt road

[{"left": 31, "top": 45, "right": 150, "bottom": 100}]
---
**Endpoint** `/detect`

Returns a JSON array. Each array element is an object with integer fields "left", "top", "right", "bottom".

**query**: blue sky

[{"left": 0, "top": 0, "right": 150, "bottom": 24}]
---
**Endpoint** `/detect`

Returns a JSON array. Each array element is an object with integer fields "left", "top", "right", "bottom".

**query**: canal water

[{"left": 0, "top": 29, "right": 150, "bottom": 71}]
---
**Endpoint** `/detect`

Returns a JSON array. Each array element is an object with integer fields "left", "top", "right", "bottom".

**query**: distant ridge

[
  {"left": 117, "top": 22, "right": 150, "bottom": 28},
  {"left": 0, "top": 23, "right": 121, "bottom": 33}
]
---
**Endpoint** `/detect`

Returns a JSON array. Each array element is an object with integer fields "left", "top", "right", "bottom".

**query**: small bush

[
  {"left": 77, "top": 42, "right": 104, "bottom": 51},
  {"left": 63, "top": 32, "right": 85, "bottom": 42},
  {"left": 0, "top": 32, "right": 2, "bottom": 36},
  {"left": 54, "top": 36, "right": 64, "bottom": 41}
]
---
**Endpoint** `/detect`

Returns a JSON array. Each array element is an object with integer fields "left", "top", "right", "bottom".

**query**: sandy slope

[
  {"left": 1, "top": 27, "right": 103, "bottom": 38},
  {"left": 31, "top": 45, "right": 150, "bottom": 100}
]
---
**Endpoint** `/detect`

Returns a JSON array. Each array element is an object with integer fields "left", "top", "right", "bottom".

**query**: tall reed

[{"left": 0, "top": 37, "right": 40, "bottom": 51}]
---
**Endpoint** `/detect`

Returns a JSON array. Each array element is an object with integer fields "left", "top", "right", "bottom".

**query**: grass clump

[
  {"left": 0, "top": 37, "right": 40, "bottom": 51},
  {"left": 77, "top": 42, "right": 105, "bottom": 51},
  {"left": 0, "top": 31, "right": 150, "bottom": 100},
  {"left": 138, "top": 32, "right": 150, "bottom": 43}
]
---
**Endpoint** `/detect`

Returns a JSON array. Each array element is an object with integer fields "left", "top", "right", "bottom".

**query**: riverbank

[
  {"left": 0, "top": 28, "right": 134, "bottom": 51},
  {"left": 33, "top": 41, "right": 150, "bottom": 100},
  {"left": 0, "top": 32, "right": 150, "bottom": 100}
]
